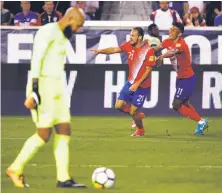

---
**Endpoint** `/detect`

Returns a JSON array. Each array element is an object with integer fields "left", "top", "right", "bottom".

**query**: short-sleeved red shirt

[
  {"left": 120, "top": 41, "right": 155, "bottom": 88},
  {"left": 162, "top": 38, "right": 194, "bottom": 79}
]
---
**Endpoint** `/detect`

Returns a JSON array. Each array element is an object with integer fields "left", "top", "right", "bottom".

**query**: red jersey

[
  {"left": 120, "top": 41, "right": 155, "bottom": 88},
  {"left": 162, "top": 38, "right": 194, "bottom": 79}
]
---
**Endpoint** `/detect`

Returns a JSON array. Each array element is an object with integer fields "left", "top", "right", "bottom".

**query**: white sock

[
  {"left": 198, "top": 118, "right": 205, "bottom": 124},
  {"left": 54, "top": 134, "right": 71, "bottom": 182},
  {"left": 10, "top": 133, "right": 45, "bottom": 174}
]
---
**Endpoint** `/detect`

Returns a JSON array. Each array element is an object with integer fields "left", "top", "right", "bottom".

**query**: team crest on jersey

[
  {"left": 176, "top": 43, "right": 181, "bottom": 47},
  {"left": 149, "top": 56, "right": 154, "bottom": 61}
]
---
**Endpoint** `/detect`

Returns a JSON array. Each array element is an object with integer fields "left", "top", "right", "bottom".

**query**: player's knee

[
  {"left": 115, "top": 102, "right": 123, "bottom": 111},
  {"left": 55, "top": 123, "right": 71, "bottom": 136},
  {"left": 129, "top": 111, "right": 136, "bottom": 117},
  {"left": 183, "top": 100, "right": 190, "bottom": 108},
  {"left": 37, "top": 128, "right": 52, "bottom": 142},
  {"left": 172, "top": 100, "right": 182, "bottom": 111}
]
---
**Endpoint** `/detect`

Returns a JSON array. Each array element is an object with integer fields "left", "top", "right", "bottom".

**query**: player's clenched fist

[
  {"left": 91, "top": 48, "right": 101, "bottom": 55},
  {"left": 129, "top": 83, "right": 139, "bottom": 92},
  {"left": 24, "top": 94, "right": 38, "bottom": 109}
]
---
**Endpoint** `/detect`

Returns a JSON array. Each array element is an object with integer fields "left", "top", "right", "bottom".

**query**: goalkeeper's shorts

[{"left": 26, "top": 77, "right": 71, "bottom": 128}]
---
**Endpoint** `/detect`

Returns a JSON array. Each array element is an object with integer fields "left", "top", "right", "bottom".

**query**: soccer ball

[{"left": 92, "top": 167, "right": 115, "bottom": 189}]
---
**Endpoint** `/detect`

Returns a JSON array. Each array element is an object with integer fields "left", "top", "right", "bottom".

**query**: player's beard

[
  {"left": 63, "top": 25, "right": 73, "bottom": 39},
  {"left": 131, "top": 39, "right": 138, "bottom": 47},
  {"left": 160, "top": 7, "right": 168, "bottom": 12}
]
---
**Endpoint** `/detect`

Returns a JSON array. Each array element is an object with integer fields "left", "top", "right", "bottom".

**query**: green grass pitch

[{"left": 1, "top": 116, "right": 222, "bottom": 193}]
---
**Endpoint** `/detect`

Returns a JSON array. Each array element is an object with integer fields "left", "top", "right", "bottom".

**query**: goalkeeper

[{"left": 6, "top": 7, "right": 86, "bottom": 189}]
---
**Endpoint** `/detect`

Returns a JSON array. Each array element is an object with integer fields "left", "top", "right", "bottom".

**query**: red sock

[
  {"left": 188, "top": 104, "right": 202, "bottom": 121},
  {"left": 188, "top": 104, "right": 198, "bottom": 113},
  {"left": 178, "top": 105, "right": 201, "bottom": 122},
  {"left": 123, "top": 103, "right": 130, "bottom": 113},
  {"left": 135, "top": 112, "right": 145, "bottom": 119}
]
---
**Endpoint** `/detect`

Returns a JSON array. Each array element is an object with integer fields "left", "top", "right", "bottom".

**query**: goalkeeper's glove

[{"left": 24, "top": 81, "right": 41, "bottom": 109}]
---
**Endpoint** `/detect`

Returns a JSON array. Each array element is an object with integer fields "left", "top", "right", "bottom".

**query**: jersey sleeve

[
  {"left": 144, "top": 48, "right": 156, "bottom": 67},
  {"left": 119, "top": 41, "right": 129, "bottom": 52},
  {"left": 176, "top": 40, "right": 187, "bottom": 53},
  {"left": 31, "top": 26, "right": 54, "bottom": 78}
]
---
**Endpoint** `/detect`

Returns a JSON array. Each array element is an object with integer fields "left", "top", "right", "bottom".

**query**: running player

[
  {"left": 6, "top": 7, "right": 87, "bottom": 188},
  {"left": 91, "top": 27, "right": 156, "bottom": 136},
  {"left": 131, "top": 23, "right": 161, "bottom": 129},
  {"left": 155, "top": 22, "right": 208, "bottom": 135}
]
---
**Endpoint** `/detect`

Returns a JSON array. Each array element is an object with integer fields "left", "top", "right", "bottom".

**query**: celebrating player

[
  {"left": 6, "top": 7, "right": 87, "bottom": 188},
  {"left": 155, "top": 22, "right": 208, "bottom": 135},
  {"left": 131, "top": 23, "right": 161, "bottom": 129},
  {"left": 91, "top": 27, "right": 156, "bottom": 137}
]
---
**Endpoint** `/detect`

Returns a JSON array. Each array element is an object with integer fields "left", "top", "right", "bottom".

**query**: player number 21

[
  {"left": 137, "top": 95, "right": 145, "bottom": 103},
  {"left": 177, "top": 88, "right": 183, "bottom": 96}
]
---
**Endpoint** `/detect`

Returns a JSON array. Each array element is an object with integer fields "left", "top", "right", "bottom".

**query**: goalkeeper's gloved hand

[{"left": 24, "top": 81, "right": 41, "bottom": 109}]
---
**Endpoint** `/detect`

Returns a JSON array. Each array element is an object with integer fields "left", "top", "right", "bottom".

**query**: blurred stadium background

[{"left": 1, "top": 1, "right": 222, "bottom": 193}]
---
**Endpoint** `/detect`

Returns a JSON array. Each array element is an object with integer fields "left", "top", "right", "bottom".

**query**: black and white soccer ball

[{"left": 92, "top": 167, "right": 115, "bottom": 189}]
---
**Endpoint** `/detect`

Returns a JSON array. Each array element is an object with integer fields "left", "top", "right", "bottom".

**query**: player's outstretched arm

[{"left": 91, "top": 47, "right": 122, "bottom": 55}]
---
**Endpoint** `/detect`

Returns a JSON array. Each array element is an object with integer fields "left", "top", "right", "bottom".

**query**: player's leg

[
  {"left": 173, "top": 76, "right": 201, "bottom": 121},
  {"left": 53, "top": 92, "right": 86, "bottom": 188},
  {"left": 183, "top": 99, "right": 205, "bottom": 122},
  {"left": 6, "top": 77, "right": 54, "bottom": 188},
  {"left": 115, "top": 99, "right": 144, "bottom": 130},
  {"left": 130, "top": 87, "right": 148, "bottom": 136},
  {"left": 184, "top": 99, "right": 199, "bottom": 114},
  {"left": 183, "top": 100, "right": 208, "bottom": 135},
  {"left": 172, "top": 98, "right": 201, "bottom": 121},
  {"left": 7, "top": 116, "right": 53, "bottom": 188},
  {"left": 173, "top": 76, "right": 208, "bottom": 134},
  {"left": 115, "top": 99, "right": 127, "bottom": 112},
  {"left": 129, "top": 105, "right": 145, "bottom": 136},
  {"left": 115, "top": 81, "right": 133, "bottom": 113},
  {"left": 131, "top": 87, "right": 149, "bottom": 129},
  {"left": 6, "top": 128, "right": 51, "bottom": 188}
]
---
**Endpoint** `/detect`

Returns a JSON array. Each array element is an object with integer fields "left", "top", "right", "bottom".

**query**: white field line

[
  {"left": 1, "top": 163, "right": 222, "bottom": 169},
  {"left": 1, "top": 137, "right": 221, "bottom": 144}
]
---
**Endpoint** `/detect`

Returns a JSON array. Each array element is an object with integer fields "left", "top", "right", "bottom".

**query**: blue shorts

[
  {"left": 118, "top": 81, "right": 150, "bottom": 108},
  {"left": 174, "top": 75, "right": 196, "bottom": 101}
]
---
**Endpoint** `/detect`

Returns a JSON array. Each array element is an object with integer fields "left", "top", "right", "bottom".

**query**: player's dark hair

[
  {"left": 148, "top": 23, "right": 157, "bottom": 33},
  {"left": 172, "top": 22, "right": 184, "bottom": 34},
  {"left": 133, "top": 27, "right": 144, "bottom": 40}
]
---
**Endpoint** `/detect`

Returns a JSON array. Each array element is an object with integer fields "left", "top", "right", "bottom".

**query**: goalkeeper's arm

[{"left": 25, "top": 28, "right": 52, "bottom": 109}]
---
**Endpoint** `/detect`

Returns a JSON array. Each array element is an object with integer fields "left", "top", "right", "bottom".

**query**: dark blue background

[{"left": 1, "top": 64, "right": 222, "bottom": 116}]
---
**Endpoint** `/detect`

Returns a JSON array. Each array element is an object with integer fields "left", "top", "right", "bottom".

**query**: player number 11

[{"left": 177, "top": 88, "right": 183, "bottom": 96}]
